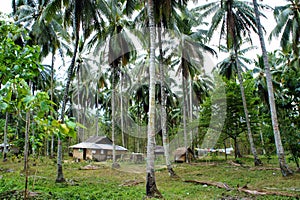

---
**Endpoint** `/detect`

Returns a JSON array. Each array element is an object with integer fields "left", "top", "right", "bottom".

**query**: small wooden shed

[{"left": 174, "top": 147, "right": 194, "bottom": 163}]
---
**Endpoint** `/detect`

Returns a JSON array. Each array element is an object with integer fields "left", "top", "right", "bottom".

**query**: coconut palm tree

[
  {"left": 269, "top": 0, "right": 300, "bottom": 58},
  {"left": 42, "top": 0, "right": 106, "bottom": 183},
  {"left": 154, "top": 0, "right": 188, "bottom": 177},
  {"left": 199, "top": 0, "right": 262, "bottom": 166},
  {"left": 146, "top": 0, "right": 162, "bottom": 197},
  {"left": 171, "top": 8, "right": 216, "bottom": 163},
  {"left": 253, "top": 0, "right": 293, "bottom": 176},
  {"left": 90, "top": 0, "right": 137, "bottom": 168}
]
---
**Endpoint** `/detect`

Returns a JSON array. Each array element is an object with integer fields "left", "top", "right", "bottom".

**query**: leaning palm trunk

[
  {"left": 57, "top": 6, "right": 80, "bottom": 182},
  {"left": 158, "top": 25, "right": 176, "bottom": 177},
  {"left": 227, "top": 0, "right": 262, "bottom": 166},
  {"left": 252, "top": 0, "right": 293, "bottom": 176},
  {"left": 3, "top": 112, "right": 8, "bottom": 162},
  {"left": 146, "top": 0, "right": 162, "bottom": 198},
  {"left": 234, "top": 48, "right": 262, "bottom": 166}
]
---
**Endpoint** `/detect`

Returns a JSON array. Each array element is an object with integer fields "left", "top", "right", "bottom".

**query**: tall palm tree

[
  {"left": 146, "top": 0, "right": 162, "bottom": 198},
  {"left": 199, "top": 0, "right": 262, "bottom": 166},
  {"left": 173, "top": 8, "right": 216, "bottom": 163},
  {"left": 91, "top": 0, "right": 136, "bottom": 168},
  {"left": 154, "top": 0, "right": 187, "bottom": 176},
  {"left": 43, "top": 0, "right": 106, "bottom": 182},
  {"left": 253, "top": 0, "right": 293, "bottom": 176}
]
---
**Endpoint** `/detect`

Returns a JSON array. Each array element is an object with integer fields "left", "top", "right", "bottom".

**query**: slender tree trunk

[
  {"left": 137, "top": 94, "right": 141, "bottom": 153},
  {"left": 24, "top": 111, "right": 30, "bottom": 199},
  {"left": 24, "top": 111, "right": 30, "bottom": 171},
  {"left": 233, "top": 137, "right": 242, "bottom": 159},
  {"left": 57, "top": 7, "right": 80, "bottom": 182},
  {"left": 259, "top": 124, "right": 266, "bottom": 155},
  {"left": 51, "top": 134, "right": 54, "bottom": 158},
  {"left": 95, "top": 88, "right": 99, "bottom": 137},
  {"left": 189, "top": 79, "right": 194, "bottom": 150},
  {"left": 157, "top": 24, "right": 176, "bottom": 177},
  {"left": 253, "top": 0, "right": 293, "bottom": 176},
  {"left": 55, "top": 136, "right": 65, "bottom": 182},
  {"left": 32, "top": 122, "right": 35, "bottom": 156},
  {"left": 120, "top": 72, "right": 125, "bottom": 148},
  {"left": 233, "top": 137, "right": 237, "bottom": 159},
  {"left": 146, "top": 0, "right": 162, "bottom": 198},
  {"left": 111, "top": 69, "right": 119, "bottom": 169},
  {"left": 82, "top": 101, "right": 87, "bottom": 141},
  {"left": 3, "top": 112, "right": 8, "bottom": 162},
  {"left": 234, "top": 48, "right": 262, "bottom": 166},
  {"left": 227, "top": 0, "right": 262, "bottom": 166},
  {"left": 181, "top": 65, "right": 189, "bottom": 163},
  {"left": 223, "top": 141, "right": 227, "bottom": 161},
  {"left": 50, "top": 53, "right": 55, "bottom": 158},
  {"left": 77, "top": 67, "right": 82, "bottom": 142}
]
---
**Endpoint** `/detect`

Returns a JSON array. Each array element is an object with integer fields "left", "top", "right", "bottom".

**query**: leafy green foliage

[{"left": 0, "top": 17, "right": 41, "bottom": 85}]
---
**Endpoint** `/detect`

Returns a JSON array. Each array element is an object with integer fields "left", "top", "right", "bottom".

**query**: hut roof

[
  {"left": 0, "top": 143, "right": 10, "bottom": 147},
  {"left": 69, "top": 142, "right": 127, "bottom": 151},
  {"left": 85, "top": 136, "right": 112, "bottom": 144},
  {"left": 174, "top": 147, "right": 193, "bottom": 160}
]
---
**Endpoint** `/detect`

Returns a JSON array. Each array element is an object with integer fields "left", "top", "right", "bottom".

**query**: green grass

[{"left": 0, "top": 155, "right": 299, "bottom": 199}]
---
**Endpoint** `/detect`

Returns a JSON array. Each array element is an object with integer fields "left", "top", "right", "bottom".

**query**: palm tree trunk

[
  {"left": 259, "top": 127, "right": 266, "bottom": 155},
  {"left": 146, "top": 0, "right": 162, "bottom": 198},
  {"left": 95, "top": 88, "right": 99, "bottom": 137},
  {"left": 60, "top": 19, "right": 80, "bottom": 123},
  {"left": 50, "top": 52, "right": 55, "bottom": 158},
  {"left": 157, "top": 24, "right": 176, "bottom": 177},
  {"left": 189, "top": 79, "right": 194, "bottom": 150},
  {"left": 253, "top": 0, "right": 293, "bottom": 176},
  {"left": 181, "top": 64, "right": 189, "bottom": 163},
  {"left": 51, "top": 134, "right": 54, "bottom": 158},
  {"left": 111, "top": 69, "right": 119, "bottom": 169},
  {"left": 77, "top": 67, "right": 81, "bottom": 142},
  {"left": 57, "top": 5, "right": 80, "bottom": 182},
  {"left": 32, "top": 121, "right": 35, "bottom": 156},
  {"left": 227, "top": 0, "right": 261, "bottom": 166},
  {"left": 55, "top": 136, "right": 65, "bottom": 182},
  {"left": 234, "top": 47, "right": 262, "bottom": 166},
  {"left": 120, "top": 72, "right": 125, "bottom": 147}
]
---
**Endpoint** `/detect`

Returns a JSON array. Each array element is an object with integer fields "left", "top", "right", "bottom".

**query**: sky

[{"left": 0, "top": 0, "right": 288, "bottom": 68}]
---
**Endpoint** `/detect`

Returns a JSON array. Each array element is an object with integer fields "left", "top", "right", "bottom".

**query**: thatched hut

[{"left": 174, "top": 147, "right": 194, "bottom": 163}]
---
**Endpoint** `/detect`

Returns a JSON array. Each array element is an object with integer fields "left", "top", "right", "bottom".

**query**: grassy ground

[{"left": 0, "top": 155, "right": 299, "bottom": 199}]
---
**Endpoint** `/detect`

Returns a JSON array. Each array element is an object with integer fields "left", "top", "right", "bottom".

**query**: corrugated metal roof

[
  {"left": 69, "top": 142, "right": 127, "bottom": 151},
  {"left": 85, "top": 136, "right": 112, "bottom": 144},
  {"left": 0, "top": 143, "right": 10, "bottom": 147}
]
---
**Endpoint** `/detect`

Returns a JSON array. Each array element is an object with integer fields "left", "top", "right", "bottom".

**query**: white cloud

[{"left": 0, "top": 0, "right": 12, "bottom": 14}]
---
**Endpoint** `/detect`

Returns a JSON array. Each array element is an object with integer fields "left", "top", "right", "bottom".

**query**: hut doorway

[{"left": 83, "top": 149, "right": 87, "bottom": 160}]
